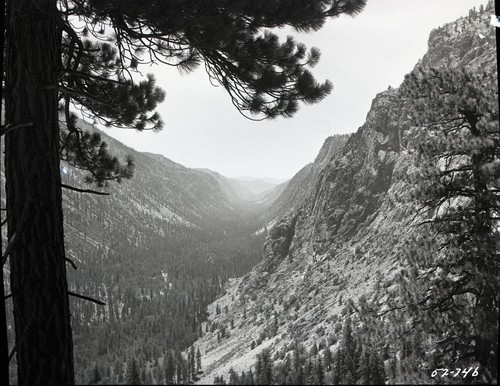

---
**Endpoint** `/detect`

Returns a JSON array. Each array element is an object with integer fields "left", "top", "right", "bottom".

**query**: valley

[
  {"left": 60, "top": 130, "right": 283, "bottom": 384},
  {"left": 2, "top": 120, "right": 289, "bottom": 384}
]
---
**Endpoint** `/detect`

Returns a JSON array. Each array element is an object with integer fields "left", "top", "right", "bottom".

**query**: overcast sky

[{"left": 103, "top": 0, "right": 489, "bottom": 180}]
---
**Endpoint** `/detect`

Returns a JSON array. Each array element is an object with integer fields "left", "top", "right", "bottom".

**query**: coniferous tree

[
  {"left": 370, "top": 349, "right": 386, "bottom": 385},
  {"left": 140, "top": 367, "right": 146, "bottom": 384},
  {"left": 254, "top": 353, "right": 263, "bottom": 384},
  {"left": 310, "top": 342, "right": 318, "bottom": 357},
  {"left": 323, "top": 346, "right": 332, "bottom": 372},
  {"left": 262, "top": 349, "right": 273, "bottom": 385},
  {"left": 144, "top": 369, "right": 153, "bottom": 385},
  {"left": 196, "top": 348, "right": 202, "bottom": 373},
  {"left": 176, "top": 351, "right": 183, "bottom": 384},
  {"left": 164, "top": 352, "right": 175, "bottom": 385},
  {"left": 333, "top": 347, "right": 344, "bottom": 385},
  {"left": 316, "top": 357, "right": 325, "bottom": 385},
  {"left": 189, "top": 346, "right": 196, "bottom": 379},
  {"left": 214, "top": 374, "right": 227, "bottom": 385},
  {"left": 125, "top": 358, "right": 141, "bottom": 385},
  {"left": 297, "top": 364, "right": 305, "bottom": 385},
  {"left": 248, "top": 369, "right": 255, "bottom": 385},
  {"left": 3, "top": 0, "right": 367, "bottom": 383},
  {"left": 400, "top": 66, "right": 500, "bottom": 382},
  {"left": 118, "top": 366, "right": 124, "bottom": 384},
  {"left": 88, "top": 363, "right": 101, "bottom": 385},
  {"left": 240, "top": 371, "right": 247, "bottom": 385},
  {"left": 358, "top": 348, "right": 371, "bottom": 385},
  {"left": 305, "top": 358, "right": 313, "bottom": 383},
  {"left": 341, "top": 316, "right": 358, "bottom": 384},
  {"left": 229, "top": 368, "right": 240, "bottom": 385},
  {"left": 182, "top": 360, "right": 189, "bottom": 384}
]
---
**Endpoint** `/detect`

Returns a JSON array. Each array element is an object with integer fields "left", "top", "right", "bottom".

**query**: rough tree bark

[{"left": 4, "top": 0, "right": 74, "bottom": 384}]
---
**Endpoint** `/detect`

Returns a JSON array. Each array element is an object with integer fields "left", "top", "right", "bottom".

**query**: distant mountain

[
  {"left": 191, "top": 7, "right": 497, "bottom": 383},
  {"left": 195, "top": 169, "right": 262, "bottom": 204},
  {"left": 235, "top": 176, "right": 288, "bottom": 184},
  {"left": 192, "top": 170, "right": 290, "bottom": 206},
  {"left": 231, "top": 177, "right": 284, "bottom": 197}
]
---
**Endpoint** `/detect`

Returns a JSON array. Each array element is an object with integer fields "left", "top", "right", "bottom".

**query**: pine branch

[
  {"left": 2, "top": 231, "right": 20, "bottom": 266},
  {"left": 0, "top": 121, "right": 33, "bottom": 136},
  {"left": 61, "top": 69, "right": 122, "bottom": 84},
  {"left": 65, "top": 257, "right": 78, "bottom": 270},
  {"left": 2, "top": 157, "right": 43, "bottom": 265},
  {"left": 8, "top": 344, "right": 16, "bottom": 364},
  {"left": 8, "top": 318, "right": 33, "bottom": 363},
  {"left": 68, "top": 291, "right": 105, "bottom": 305},
  {"left": 61, "top": 183, "right": 110, "bottom": 196},
  {"left": 58, "top": 85, "right": 109, "bottom": 105}
]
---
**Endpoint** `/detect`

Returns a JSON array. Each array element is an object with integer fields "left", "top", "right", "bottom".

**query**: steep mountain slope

[
  {"left": 192, "top": 8, "right": 497, "bottom": 383},
  {"left": 61, "top": 121, "right": 243, "bottom": 232}
]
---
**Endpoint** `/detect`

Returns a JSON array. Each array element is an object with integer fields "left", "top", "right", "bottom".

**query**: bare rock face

[
  {"left": 422, "top": 11, "right": 496, "bottom": 70},
  {"left": 305, "top": 89, "right": 403, "bottom": 251},
  {"left": 261, "top": 214, "right": 298, "bottom": 273},
  {"left": 258, "top": 8, "right": 496, "bottom": 277},
  {"left": 192, "top": 10, "right": 496, "bottom": 383},
  {"left": 261, "top": 134, "right": 350, "bottom": 226}
]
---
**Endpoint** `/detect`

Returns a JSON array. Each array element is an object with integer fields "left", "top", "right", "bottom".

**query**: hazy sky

[{"left": 103, "top": 0, "right": 489, "bottom": 180}]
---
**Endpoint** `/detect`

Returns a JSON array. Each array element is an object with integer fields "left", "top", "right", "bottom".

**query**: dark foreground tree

[
  {"left": 400, "top": 67, "right": 500, "bottom": 382},
  {"left": 3, "top": 0, "right": 366, "bottom": 384}
]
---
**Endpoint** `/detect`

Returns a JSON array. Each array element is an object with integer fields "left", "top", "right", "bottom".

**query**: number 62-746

[{"left": 431, "top": 367, "right": 479, "bottom": 378}]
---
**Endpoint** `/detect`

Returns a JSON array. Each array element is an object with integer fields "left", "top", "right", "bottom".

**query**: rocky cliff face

[
  {"left": 192, "top": 9, "right": 497, "bottom": 382},
  {"left": 259, "top": 134, "right": 349, "bottom": 229}
]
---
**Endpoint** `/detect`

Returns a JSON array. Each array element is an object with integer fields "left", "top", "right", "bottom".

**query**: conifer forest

[{"left": 0, "top": 0, "right": 499, "bottom": 385}]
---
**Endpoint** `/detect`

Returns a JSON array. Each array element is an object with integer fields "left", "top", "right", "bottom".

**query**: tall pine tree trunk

[{"left": 4, "top": 0, "right": 74, "bottom": 384}]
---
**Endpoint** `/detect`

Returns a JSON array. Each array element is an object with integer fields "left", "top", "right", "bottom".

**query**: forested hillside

[
  {"left": 193, "top": 4, "right": 499, "bottom": 385},
  {"left": 62, "top": 130, "right": 272, "bottom": 384}
]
